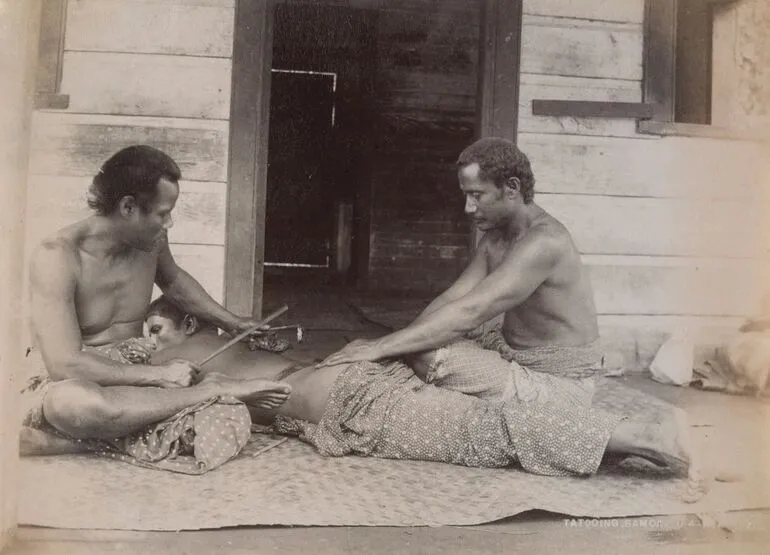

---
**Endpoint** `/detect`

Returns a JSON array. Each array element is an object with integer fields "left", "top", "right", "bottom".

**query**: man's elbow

[{"left": 453, "top": 304, "right": 488, "bottom": 335}]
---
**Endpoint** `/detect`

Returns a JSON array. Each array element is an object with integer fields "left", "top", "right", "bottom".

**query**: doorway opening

[
  {"left": 265, "top": 69, "right": 338, "bottom": 268},
  {"left": 225, "top": 0, "right": 523, "bottom": 317},
  {"left": 265, "top": 3, "right": 377, "bottom": 284}
]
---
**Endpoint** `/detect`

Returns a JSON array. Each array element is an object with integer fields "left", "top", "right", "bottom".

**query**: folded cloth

[
  {"left": 97, "top": 395, "right": 251, "bottom": 475},
  {"left": 471, "top": 326, "right": 606, "bottom": 379},
  {"left": 20, "top": 340, "right": 251, "bottom": 474},
  {"left": 245, "top": 331, "right": 291, "bottom": 353},
  {"left": 424, "top": 327, "right": 604, "bottom": 407},
  {"left": 273, "top": 360, "right": 622, "bottom": 477}
]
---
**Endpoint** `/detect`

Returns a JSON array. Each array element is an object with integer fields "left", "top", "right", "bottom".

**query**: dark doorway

[
  {"left": 265, "top": 69, "right": 337, "bottom": 267},
  {"left": 266, "top": 3, "right": 377, "bottom": 281},
  {"left": 225, "top": 0, "right": 523, "bottom": 316}
]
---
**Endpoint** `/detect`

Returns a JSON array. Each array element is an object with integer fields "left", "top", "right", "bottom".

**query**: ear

[
  {"left": 118, "top": 195, "right": 138, "bottom": 217},
  {"left": 503, "top": 177, "right": 521, "bottom": 198},
  {"left": 183, "top": 314, "right": 200, "bottom": 336}
]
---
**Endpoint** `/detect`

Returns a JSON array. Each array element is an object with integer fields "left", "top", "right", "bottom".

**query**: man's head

[
  {"left": 456, "top": 138, "right": 536, "bottom": 231},
  {"left": 145, "top": 296, "right": 205, "bottom": 352},
  {"left": 88, "top": 145, "right": 181, "bottom": 250}
]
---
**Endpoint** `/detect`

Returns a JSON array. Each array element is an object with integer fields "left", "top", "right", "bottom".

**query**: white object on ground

[{"left": 650, "top": 331, "right": 694, "bottom": 386}]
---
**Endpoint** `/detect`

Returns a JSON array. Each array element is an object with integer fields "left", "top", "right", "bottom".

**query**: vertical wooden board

[
  {"left": 61, "top": 52, "right": 232, "bottom": 119},
  {"left": 170, "top": 244, "right": 225, "bottom": 303},
  {"left": 477, "top": 0, "right": 523, "bottom": 142},
  {"left": 518, "top": 73, "right": 642, "bottom": 137},
  {"left": 518, "top": 132, "right": 769, "bottom": 200},
  {"left": 36, "top": 0, "right": 66, "bottom": 93},
  {"left": 28, "top": 113, "right": 230, "bottom": 181},
  {"left": 225, "top": 0, "right": 273, "bottom": 317},
  {"left": 66, "top": 0, "right": 234, "bottom": 57},
  {"left": 24, "top": 176, "right": 227, "bottom": 247},
  {"left": 711, "top": 2, "right": 740, "bottom": 127},
  {"left": 537, "top": 193, "right": 768, "bottom": 257},
  {"left": 521, "top": 16, "right": 642, "bottom": 80},
  {"left": 523, "top": 0, "right": 644, "bottom": 23}
]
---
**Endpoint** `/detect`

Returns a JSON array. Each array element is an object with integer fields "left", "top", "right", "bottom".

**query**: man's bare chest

[
  {"left": 79, "top": 254, "right": 157, "bottom": 293},
  {"left": 75, "top": 254, "right": 158, "bottom": 330}
]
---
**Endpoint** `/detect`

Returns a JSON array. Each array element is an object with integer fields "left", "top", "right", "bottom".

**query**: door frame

[{"left": 224, "top": 0, "right": 523, "bottom": 317}]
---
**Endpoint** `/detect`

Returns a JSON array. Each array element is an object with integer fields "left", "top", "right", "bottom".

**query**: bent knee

[{"left": 42, "top": 380, "right": 121, "bottom": 439}]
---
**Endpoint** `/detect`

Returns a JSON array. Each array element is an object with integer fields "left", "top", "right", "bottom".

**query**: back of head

[
  {"left": 146, "top": 295, "right": 187, "bottom": 328},
  {"left": 87, "top": 145, "right": 181, "bottom": 215},
  {"left": 145, "top": 295, "right": 218, "bottom": 333},
  {"left": 457, "top": 137, "right": 536, "bottom": 202}
]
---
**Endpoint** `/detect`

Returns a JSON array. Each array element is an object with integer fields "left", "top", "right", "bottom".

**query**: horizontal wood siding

[
  {"left": 24, "top": 0, "right": 234, "bottom": 302},
  {"left": 61, "top": 52, "right": 232, "bottom": 119},
  {"left": 519, "top": 0, "right": 770, "bottom": 369}
]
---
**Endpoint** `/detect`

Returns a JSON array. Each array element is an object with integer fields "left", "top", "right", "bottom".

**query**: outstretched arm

[
  {"left": 412, "top": 239, "right": 489, "bottom": 324},
  {"left": 29, "top": 242, "right": 194, "bottom": 387},
  {"left": 318, "top": 228, "right": 562, "bottom": 366},
  {"left": 155, "top": 238, "right": 257, "bottom": 335}
]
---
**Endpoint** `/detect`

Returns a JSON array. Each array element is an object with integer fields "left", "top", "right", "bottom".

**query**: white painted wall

[
  {"left": 24, "top": 0, "right": 235, "bottom": 307},
  {"left": 521, "top": 0, "right": 770, "bottom": 368}
]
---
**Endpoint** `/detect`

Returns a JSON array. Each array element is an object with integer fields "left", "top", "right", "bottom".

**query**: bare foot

[
  {"left": 200, "top": 372, "right": 292, "bottom": 410},
  {"left": 19, "top": 426, "right": 92, "bottom": 456},
  {"left": 636, "top": 409, "right": 693, "bottom": 473},
  {"left": 626, "top": 408, "right": 707, "bottom": 503}
]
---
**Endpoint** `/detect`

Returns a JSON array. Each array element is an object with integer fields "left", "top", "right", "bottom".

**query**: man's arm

[
  {"left": 319, "top": 227, "right": 563, "bottom": 367},
  {"left": 29, "top": 242, "right": 190, "bottom": 387},
  {"left": 412, "top": 239, "right": 489, "bottom": 324},
  {"left": 154, "top": 238, "right": 253, "bottom": 334}
]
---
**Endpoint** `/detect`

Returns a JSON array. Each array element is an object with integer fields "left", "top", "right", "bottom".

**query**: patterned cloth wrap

[
  {"left": 426, "top": 326, "right": 605, "bottom": 407},
  {"left": 21, "top": 339, "right": 251, "bottom": 475},
  {"left": 273, "top": 331, "right": 623, "bottom": 477},
  {"left": 245, "top": 331, "right": 291, "bottom": 354}
]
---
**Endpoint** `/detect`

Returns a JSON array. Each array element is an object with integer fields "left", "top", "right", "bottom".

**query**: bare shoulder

[
  {"left": 516, "top": 213, "right": 575, "bottom": 260},
  {"left": 29, "top": 233, "right": 80, "bottom": 292}
]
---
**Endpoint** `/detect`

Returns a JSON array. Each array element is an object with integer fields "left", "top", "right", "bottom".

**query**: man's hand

[
  {"left": 316, "top": 338, "right": 385, "bottom": 368},
  {"left": 154, "top": 359, "right": 200, "bottom": 388}
]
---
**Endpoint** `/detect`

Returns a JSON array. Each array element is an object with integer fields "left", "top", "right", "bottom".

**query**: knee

[{"left": 42, "top": 380, "right": 122, "bottom": 439}]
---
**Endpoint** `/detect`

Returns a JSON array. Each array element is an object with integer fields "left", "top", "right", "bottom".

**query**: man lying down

[
  {"left": 22, "top": 295, "right": 700, "bottom": 489},
  {"left": 153, "top": 297, "right": 697, "bottom": 482}
]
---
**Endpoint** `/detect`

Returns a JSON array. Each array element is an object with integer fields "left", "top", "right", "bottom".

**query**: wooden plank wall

[
  {"left": 24, "top": 0, "right": 235, "bottom": 303},
  {"left": 520, "top": 0, "right": 770, "bottom": 368},
  {"left": 366, "top": 1, "right": 479, "bottom": 291}
]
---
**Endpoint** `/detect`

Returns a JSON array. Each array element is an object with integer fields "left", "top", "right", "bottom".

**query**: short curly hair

[
  {"left": 87, "top": 145, "right": 181, "bottom": 215},
  {"left": 456, "top": 138, "right": 535, "bottom": 203},
  {"left": 146, "top": 295, "right": 186, "bottom": 327}
]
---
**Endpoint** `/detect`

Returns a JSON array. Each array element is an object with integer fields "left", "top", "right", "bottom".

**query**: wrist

[
  {"left": 373, "top": 337, "right": 390, "bottom": 359},
  {"left": 220, "top": 313, "right": 243, "bottom": 334},
  {"left": 130, "top": 365, "right": 164, "bottom": 387}
]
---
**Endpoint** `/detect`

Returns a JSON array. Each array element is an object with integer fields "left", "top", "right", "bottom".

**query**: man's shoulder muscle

[
  {"left": 520, "top": 216, "right": 574, "bottom": 257},
  {"left": 29, "top": 237, "right": 80, "bottom": 294}
]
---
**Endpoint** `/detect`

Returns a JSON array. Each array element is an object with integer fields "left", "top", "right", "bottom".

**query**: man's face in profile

[{"left": 130, "top": 177, "right": 179, "bottom": 251}]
